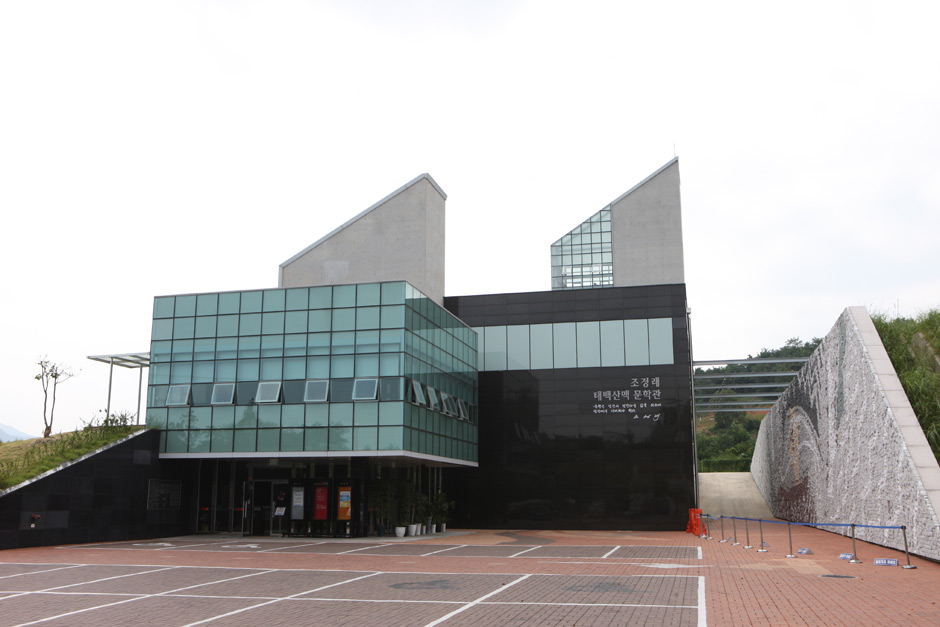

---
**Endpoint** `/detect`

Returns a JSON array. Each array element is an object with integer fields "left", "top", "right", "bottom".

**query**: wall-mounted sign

[
  {"left": 591, "top": 377, "right": 663, "bottom": 420},
  {"left": 337, "top": 486, "right": 352, "bottom": 521},
  {"left": 147, "top": 479, "right": 181, "bottom": 511}
]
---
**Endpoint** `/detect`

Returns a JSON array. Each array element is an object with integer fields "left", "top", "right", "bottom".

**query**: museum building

[{"left": 143, "top": 158, "right": 695, "bottom": 534}]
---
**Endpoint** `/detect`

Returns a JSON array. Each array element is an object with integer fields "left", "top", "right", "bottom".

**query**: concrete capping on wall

[{"left": 751, "top": 306, "right": 940, "bottom": 560}]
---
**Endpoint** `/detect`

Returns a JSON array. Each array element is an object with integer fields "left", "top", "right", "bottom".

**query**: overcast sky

[{"left": 2, "top": 1, "right": 938, "bottom": 437}]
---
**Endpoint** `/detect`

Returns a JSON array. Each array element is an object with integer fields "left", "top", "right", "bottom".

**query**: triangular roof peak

[
  {"left": 607, "top": 156, "right": 678, "bottom": 207},
  {"left": 280, "top": 173, "right": 446, "bottom": 269}
]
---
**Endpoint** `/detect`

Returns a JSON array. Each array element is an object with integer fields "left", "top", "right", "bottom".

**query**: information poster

[
  {"left": 314, "top": 485, "right": 329, "bottom": 520},
  {"left": 337, "top": 486, "right": 352, "bottom": 521}
]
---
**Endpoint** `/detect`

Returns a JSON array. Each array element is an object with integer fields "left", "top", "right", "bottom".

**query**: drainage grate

[{"left": 820, "top": 574, "right": 856, "bottom": 579}]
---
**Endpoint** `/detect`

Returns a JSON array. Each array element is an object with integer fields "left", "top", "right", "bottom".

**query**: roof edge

[
  {"left": 607, "top": 156, "right": 679, "bottom": 208},
  {"left": 279, "top": 173, "right": 446, "bottom": 270}
]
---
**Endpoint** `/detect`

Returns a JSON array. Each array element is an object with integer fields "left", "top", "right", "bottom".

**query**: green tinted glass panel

[
  {"left": 239, "top": 314, "right": 261, "bottom": 335},
  {"left": 381, "top": 306, "right": 405, "bottom": 329},
  {"left": 196, "top": 293, "right": 218, "bottom": 316},
  {"left": 235, "top": 406, "right": 258, "bottom": 428},
  {"left": 284, "top": 357, "right": 305, "bottom": 379},
  {"left": 175, "top": 295, "right": 196, "bottom": 317},
  {"left": 219, "top": 292, "right": 240, "bottom": 314},
  {"left": 308, "top": 310, "right": 331, "bottom": 332},
  {"left": 166, "top": 430, "right": 188, "bottom": 453},
  {"left": 284, "top": 334, "right": 306, "bottom": 356},
  {"left": 194, "top": 315, "right": 217, "bottom": 338},
  {"left": 624, "top": 319, "right": 649, "bottom": 366},
  {"left": 154, "top": 297, "right": 175, "bottom": 318},
  {"left": 152, "top": 319, "right": 173, "bottom": 341},
  {"left": 261, "top": 335, "right": 283, "bottom": 357},
  {"left": 379, "top": 402, "right": 403, "bottom": 425},
  {"left": 285, "top": 311, "right": 307, "bottom": 333},
  {"left": 151, "top": 364, "right": 170, "bottom": 386},
  {"left": 333, "top": 285, "right": 355, "bottom": 308},
  {"left": 356, "top": 307, "right": 380, "bottom": 330},
  {"left": 263, "top": 289, "right": 286, "bottom": 312},
  {"left": 173, "top": 317, "right": 195, "bottom": 339},
  {"left": 332, "top": 308, "right": 355, "bottom": 331},
  {"left": 329, "top": 404, "right": 353, "bottom": 426},
  {"left": 215, "top": 360, "right": 236, "bottom": 382},
  {"left": 307, "top": 333, "right": 331, "bottom": 355},
  {"left": 189, "top": 430, "right": 210, "bottom": 453},
  {"left": 238, "top": 336, "right": 260, "bottom": 358},
  {"left": 356, "top": 354, "right": 379, "bottom": 377},
  {"left": 261, "top": 358, "right": 282, "bottom": 380},
  {"left": 354, "top": 402, "right": 378, "bottom": 425},
  {"left": 356, "top": 330, "right": 380, "bottom": 353},
  {"left": 304, "top": 428, "right": 327, "bottom": 451},
  {"left": 241, "top": 291, "right": 262, "bottom": 313},
  {"left": 146, "top": 408, "right": 167, "bottom": 429},
  {"left": 329, "top": 427, "right": 352, "bottom": 450},
  {"left": 354, "top": 427, "right": 377, "bottom": 450},
  {"left": 170, "top": 363, "right": 192, "bottom": 384},
  {"left": 281, "top": 405, "right": 304, "bottom": 427},
  {"left": 380, "top": 329, "right": 404, "bottom": 352},
  {"left": 257, "top": 429, "right": 280, "bottom": 452},
  {"left": 172, "top": 340, "right": 194, "bottom": 361},
  {"left": 212, "top": 406, "right": 235, "bottom": 428},
  {"left": 331, "top": 355, "right": 354, "bottom": 378},
  {"left": 307, "top": 356, "right": 330, "bottom": 379},
  {"left": 305, "top": 404, "right": 329, "bottom": 427},
  {"left": 217, "top": 315, "right": 239, "bottom": 337},
  {"left": 211, "top": 430, "right": 233, "bottom": 452},
  {"left": 281, "top": 428, "right": 303, "bottom": 451},
  {"left": 194, "top": 338, "right": 215, "bottom": 361},
  {"left": 262, "top": 312, "right": 284, "bottom": 335},
  {"left": 151, "top": 341, "right": 172, "bottom": 362},
  {"left": 357, "top": 283, "right": 380, "bottom": 306},
  {"left": 258, "top": 405, "right": 280, "bottom": 428},
  {"left": 648, "top": 318, "right": 674, "bottom": 365},
  {"left": 379, "top": 353, "right": 401, "bottom": 376},
  {"left": 237, "top": 359, "right": 259, "bottom": 381},
  {"left": 285, "top": 288, "right": 308, "bottom": 311},
  {"left": 189, "top": 407, "right": 211, "bottom": 429},
  {"left": 234, "top": 429, "right": 257, "bottom": 452},
  {"left": 381, "top": 282, "right": 405, "bottom": 305},
  {"left": 309, "top": 286, "right": 332, "bottom": 309}
]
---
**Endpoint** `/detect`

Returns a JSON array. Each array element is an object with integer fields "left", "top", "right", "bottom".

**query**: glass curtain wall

[
  {"left": 550, "top": 207, "right": 612, "bottom": 290},
  {"left": 146, "top": 281, "right": 478, "bottom": 463}
]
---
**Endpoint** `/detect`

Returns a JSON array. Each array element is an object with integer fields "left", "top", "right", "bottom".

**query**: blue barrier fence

[{"left": 698, "top": 513, "right": 917, "bottom": 569}]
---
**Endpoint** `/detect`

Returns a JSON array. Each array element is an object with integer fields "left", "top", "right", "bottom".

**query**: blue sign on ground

[
  {"left": 797, "top": 548, "right": 812, "bottom": 555},
  {"left": 873, "top": 558, "right": 898, "bottom": 566},
  {"left": 838, "top": 553, "right": 855, "bottom": 560}
]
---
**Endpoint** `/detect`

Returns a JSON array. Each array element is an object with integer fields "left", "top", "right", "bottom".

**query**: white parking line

[
  {"left": 423, "top": 574, "right": 531, "bottom": 627},
  {"left": 0, "top": 566, "right": 177, "bottom": 605},
  {"left": 420, "top": 545, "right": 466, "bottom": 557},
  {"left": 508, "top": 546, "right": 540, "bottom": 557},
  {"left": 698, "top": 575, "right": 707, "bottom": 627},
  {"left": 257, "top": 541, "right": 328, "bottom": 553},
  {"left": 180, "top": 571, "right": 382, "bottom": 626},
  {"left": 10, "top": 569, "right": 275, "bottom": 627},
  {"left": 337, "top": 544, "right": 389, "bottom": 554},
  {"left": 601, "top": 546, "right": 621, "bottom": 559}
]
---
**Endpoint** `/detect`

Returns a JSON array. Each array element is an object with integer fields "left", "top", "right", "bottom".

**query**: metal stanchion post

[
  {"left": 786, "top": 522, "right": 796, "bottom": 558},
  {"left": 743, "top": 517, "right": 752, "bottom": 549},
  {"left": 901, "top": 525, "right": 917, "bottom": 569},
  {"left": 757, "top": 519, "right": 768, "bottom": 552},
  {"left": 849, "top": 523, "right": 862, "bottom": 563},
  {"left": 731, "top": 517, "right": 740, "bottom": 545},
  {"left": 719, "top": 516, "right": 728, "bottom": 543}
]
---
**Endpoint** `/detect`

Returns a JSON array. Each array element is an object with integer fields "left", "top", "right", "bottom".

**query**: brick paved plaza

[{"left": 0, "top": 524, "right": 938, "bottom": 626}]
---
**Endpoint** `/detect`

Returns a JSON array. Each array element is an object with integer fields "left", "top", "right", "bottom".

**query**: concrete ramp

[{"left": 698, "top": 472, "right": 776, "bottom": 519}]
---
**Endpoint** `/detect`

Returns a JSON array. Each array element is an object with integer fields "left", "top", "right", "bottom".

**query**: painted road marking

[{"left": 423, "top": 574, "right": 531, "bottom": 627}]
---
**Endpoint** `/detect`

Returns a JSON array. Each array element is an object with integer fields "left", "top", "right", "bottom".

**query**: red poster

[
  {"left": 314, "top": 486, "right": 328, "bottom": 520},
  {"left": 337, "top": 486, "right": 352, "bottom": 521}
]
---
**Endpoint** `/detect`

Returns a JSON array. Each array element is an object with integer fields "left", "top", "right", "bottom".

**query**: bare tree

[{"left": 35, "top": 358, "right": 76, "bottom": 438}]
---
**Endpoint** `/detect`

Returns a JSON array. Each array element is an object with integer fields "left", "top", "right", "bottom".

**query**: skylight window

[
  {"left": 210, "top": 383, "right": 235, "bottom": 405},
  {"left": 351, "top": 378, "right": 378, "bottom": 401},
  {"left": 256, "top": 381, "right": 282, "bottom": 403},
  {"left": 165, "top": 384, "right": 191, "bottom": 406},
  {"left": 304, "top": 380, "right": 329, "bottom": 403}
]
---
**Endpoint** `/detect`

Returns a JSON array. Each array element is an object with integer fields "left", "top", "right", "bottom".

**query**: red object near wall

[{"left": 686, "top": 508, "right": 703, "bottom": 535}]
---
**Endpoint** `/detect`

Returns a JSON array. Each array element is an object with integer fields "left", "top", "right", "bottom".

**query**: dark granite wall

[{"left": 0, "top": 430, "right": 197, "bottom": 550}]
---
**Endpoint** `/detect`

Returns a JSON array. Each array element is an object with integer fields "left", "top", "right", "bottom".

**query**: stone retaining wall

[{"left": 751, "top": 307, "right": 940, "bottom": 560}]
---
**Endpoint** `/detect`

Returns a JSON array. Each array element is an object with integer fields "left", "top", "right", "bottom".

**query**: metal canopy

[
  {"left": 87, "top": 352, "right": 151, "bottom": 425},
  {"left": 692, "top": 357, "right": 809, "bottom": 419}
]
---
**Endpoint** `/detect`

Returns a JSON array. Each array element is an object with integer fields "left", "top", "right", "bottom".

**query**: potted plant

[
  {"left": 369, "top": 476, "right": 392, "bottom": 537},
  {"left": 416, "top": 493, "right": 430, "bottom": 535},
  {"left": 397, "top": 479, "right": 417, "bottom": 536},
  {"left": 432, "top": 492, "right": 454, "bottom": 532}
]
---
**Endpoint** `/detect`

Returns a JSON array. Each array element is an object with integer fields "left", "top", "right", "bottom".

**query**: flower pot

[
  {"left": 395, "top": 526, "right": 406, "bottom": 538},
  {"left": 440, "top": 523, "right": 446, "bottom": 532},
  {"left": 407, "top": 524, "right": 417, "bottom": 536}
]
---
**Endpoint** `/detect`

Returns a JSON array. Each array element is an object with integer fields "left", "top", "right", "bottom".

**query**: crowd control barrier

[{"left": 697, "top": 513, "right": 918, "bottom": 569}]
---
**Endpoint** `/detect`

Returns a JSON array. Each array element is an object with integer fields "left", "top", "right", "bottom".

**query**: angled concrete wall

[
  {"left": 279, "top": 174, "right": 447, "bottom": 304},
  {"left": 610, "top": 157, "right": 684, "bottom": 287},
  {"left": 751, "top": 306, "right": 940, "bottom": 559}
]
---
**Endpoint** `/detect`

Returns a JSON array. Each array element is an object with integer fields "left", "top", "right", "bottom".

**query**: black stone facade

[
  {"left": 443, "top": 284, "right": 695, "bottom": 530},
  {"left": 0, "top": 430, "right": 197, "bottom": 550}
]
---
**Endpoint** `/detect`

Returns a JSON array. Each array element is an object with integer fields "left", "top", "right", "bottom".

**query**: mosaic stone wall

[{"left": 751, "top": 307, "right": 940, "bottom": 560}]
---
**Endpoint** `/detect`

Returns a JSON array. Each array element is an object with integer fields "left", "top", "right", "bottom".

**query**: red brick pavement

[{"left": 0, "top": 525, "right": 938, "bottom": 625}]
